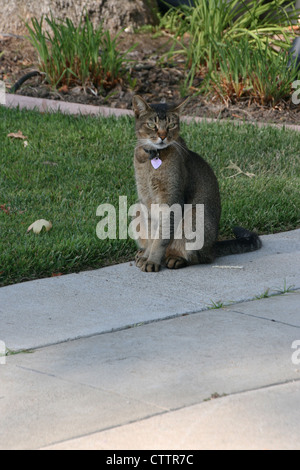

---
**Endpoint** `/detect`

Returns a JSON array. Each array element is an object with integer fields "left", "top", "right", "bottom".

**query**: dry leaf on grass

[
  {"left": 0, "top": 204, "right": 10, "bottom": 214},
  {"left": 42, "top": 161, "right": 58, "bottom": 166},
  {"left": 225, "top": 160, "right": 256, "bottom": 178},
  {"left": 27, "top": 219, "right": 52, "bottom": 234},
  {"left": 7, "top": 130, "right": 28, "bottom": 140}
]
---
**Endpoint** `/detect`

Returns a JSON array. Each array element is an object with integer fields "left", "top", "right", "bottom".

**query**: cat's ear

[
  {"left": 132, "top": 95, "right": 151, "bottom": 118},
  {"left": 171, "top": 96, "right": 189, "bottom": 114}
]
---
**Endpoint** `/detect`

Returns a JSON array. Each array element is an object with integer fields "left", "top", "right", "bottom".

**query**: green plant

[
  {"left": 274, "top": 279, "right": 296, "bottom": 294},
  {"left": 162, "top": 0, "right": 299, "bottom": 90},
  {"left": 249, "top": 43, "right": 300, "bottom": 105},
  {"left": 25, "top": 13, "right": 137, "bottom": 90},
  {"left": 208, "top": 300, "right": 226, "bottom": 309},
  {"left": 208, "top": 38, "right": 300, "bottom": 105},
  {"left": 255, "top": 288, "right": 271, "bottom": 299},
  {"left": 207, "top": 38, "right": 252, "bottom": 104}
]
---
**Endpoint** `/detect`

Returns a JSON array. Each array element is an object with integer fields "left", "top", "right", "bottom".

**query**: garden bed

[{"left": 1, "top": 32, "right": 300, "bottom": 125}]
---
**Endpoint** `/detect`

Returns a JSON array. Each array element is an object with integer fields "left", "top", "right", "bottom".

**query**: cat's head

[{"left": 132, "top": 95, "right": 188, "bottom": 150}]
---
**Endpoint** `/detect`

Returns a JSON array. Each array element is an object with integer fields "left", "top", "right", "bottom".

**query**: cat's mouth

[
  {"left": 140, "top": 138, "right": 170, "bottom": 151},
  {"left": 155, "top": 140, "right": 170, "bottom": 149},
  {"left": 157, "top": 143, "right": 168, "bottom": 149}
]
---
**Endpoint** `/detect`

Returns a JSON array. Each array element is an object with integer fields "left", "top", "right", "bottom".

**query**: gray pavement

[{"left": 0, "top": 229, "right": 300, "bottom": 450}]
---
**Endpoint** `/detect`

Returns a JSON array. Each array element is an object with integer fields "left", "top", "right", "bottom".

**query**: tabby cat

[{"left": 132, "top": 94, "right": 262, "bottom": 272}]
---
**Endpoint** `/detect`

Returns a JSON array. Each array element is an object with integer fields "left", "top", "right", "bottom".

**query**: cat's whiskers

[
  {"left": 170, "top": 140, "right": 189, "bottom": 156},
  {"left": 136, "top": 139, "right": 189, "bottom": 155},
  {"left": 136, "top": 138, "right": 159, "bottom": 151}
]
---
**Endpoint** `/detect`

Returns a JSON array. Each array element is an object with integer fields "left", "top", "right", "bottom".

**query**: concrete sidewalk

[{"left": 0, "top": 229, "right": 300, "bottom": 450}]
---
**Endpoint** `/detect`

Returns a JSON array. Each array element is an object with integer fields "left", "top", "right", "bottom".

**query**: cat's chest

[{"left": 135, "top": 162, "right": 168, "bottom": 205}]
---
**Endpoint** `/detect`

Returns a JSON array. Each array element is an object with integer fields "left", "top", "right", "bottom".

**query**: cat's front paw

[
  {"left": 135, "top": 250, "right": 147, "bottom": 268},
  {"left": 140, "top": 260, "right": 161, "bottom": 273}
]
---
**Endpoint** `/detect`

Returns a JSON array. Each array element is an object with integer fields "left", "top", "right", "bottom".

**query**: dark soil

[{"left": 1, "top": 31, "right": 300, "bottom": 125}]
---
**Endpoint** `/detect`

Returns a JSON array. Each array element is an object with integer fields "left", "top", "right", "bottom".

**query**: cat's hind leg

[
  {"left": 165, "top": 208, "right": 216, "bottom": 269},
  {"left": 165, "top": 241, "right": 214, "bottom": 268},
  {"left": 165, "top": 239, "right": 188, "bottom": 269}
]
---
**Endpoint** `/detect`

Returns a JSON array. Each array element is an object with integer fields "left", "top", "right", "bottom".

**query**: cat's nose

[{"left": 158, "top": 131, "right": 167, "bottom": 141}]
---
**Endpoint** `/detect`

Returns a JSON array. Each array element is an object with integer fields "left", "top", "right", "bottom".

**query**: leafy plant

[
  {"left": 208, "top": 38, "right": 300, "bottom": 105},
  {"left": 249, "top": 42, "right": 300, "bottom": 105},
  {"left": 207, "top": 39, "right": 252, "bottom": 104},
  {"left": 162, "top": 0, "right": 300, "bottom": 90},
  {"left": 25, "top": 13, "right": 137, "bottom": 91}
]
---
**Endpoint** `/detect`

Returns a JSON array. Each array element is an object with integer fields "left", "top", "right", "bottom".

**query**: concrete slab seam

[
  {"left": 38, "top": 376, "right": 300, "bottom": 450},
  {"left": 5, "top": 288, "right": 300, "bottom": 355},
  {"left": 226, "top": 309, "right": 300, "bottom": 330}
]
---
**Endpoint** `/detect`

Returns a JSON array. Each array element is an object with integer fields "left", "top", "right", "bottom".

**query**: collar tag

[
  {"left": 151, "top": 156, "right": 162, "bottom": 169},
  {"left": 143, "top": 148, "right": 162, "bottom": 169}
]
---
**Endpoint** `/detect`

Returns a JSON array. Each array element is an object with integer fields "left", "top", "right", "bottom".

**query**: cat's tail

[{"left": 214, "top": 226, "right": 262, "bottom": 257}]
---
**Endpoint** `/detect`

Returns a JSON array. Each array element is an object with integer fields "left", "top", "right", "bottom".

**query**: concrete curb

[
  {"left": 4, "top": 93, "right": 300, "bottom": 133},
  {"left": 5, "top": 93, "right": 133, "bottom": 118}
]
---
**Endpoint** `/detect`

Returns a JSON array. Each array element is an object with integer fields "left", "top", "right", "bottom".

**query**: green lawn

[{"left": 0, "top": 106, "right": 299, "bottom": 286}]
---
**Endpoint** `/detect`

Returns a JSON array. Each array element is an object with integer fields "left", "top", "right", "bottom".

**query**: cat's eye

[
  {"left": 147, "top": 122, "right": 156, "bottom": 130},
  {"left": 168, "top": 123, "right": 177, "bottom": 129}
]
